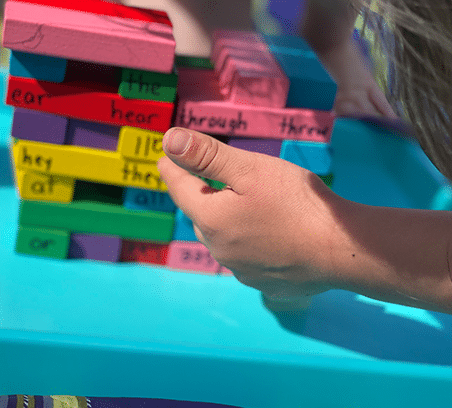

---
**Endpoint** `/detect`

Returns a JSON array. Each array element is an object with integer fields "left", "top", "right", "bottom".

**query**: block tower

[{"left": 3, "top": 0, "right": 337, "bottom": 276}]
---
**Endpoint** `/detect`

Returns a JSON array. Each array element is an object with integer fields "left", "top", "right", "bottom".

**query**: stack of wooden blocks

[{"left": 3, "top": 0, "right": 337, "bottom": 276}]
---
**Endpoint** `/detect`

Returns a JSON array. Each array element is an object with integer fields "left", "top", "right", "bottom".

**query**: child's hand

[
  {"left": 320, "top": 38, "right": 397, "bottom": 118},
  {"left": 157, "top": 128, "right": 343, "bottom": 302}
]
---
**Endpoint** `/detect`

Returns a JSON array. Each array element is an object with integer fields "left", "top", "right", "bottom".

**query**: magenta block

[
  {"left": 228, "top": 137, "right": 282, "bottom": 157},
  {"left": 68, "top": 233, "right": 122, "bottom": 262},
  {"left": 11, "top": 108, "right": 68, "bottom": 144},
  {"left": 66, "top": 119, "right": 120, "bottom": 151}
]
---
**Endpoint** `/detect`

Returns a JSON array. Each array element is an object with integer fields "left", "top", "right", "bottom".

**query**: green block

[
  {"left": 175, "top": 55, "right": 214, "bottom": 70},
  {"left": 15, "top": 225, "right": 70, "bottom": 259},
  {"left": 19, "top": 199, "right": 175, "bottom": 243},
  {"left": 319, "top": 173, "right": 334, "bottom": 189},
  {"left": 119, "top": 67, "right": 178, "bottom": 102}
]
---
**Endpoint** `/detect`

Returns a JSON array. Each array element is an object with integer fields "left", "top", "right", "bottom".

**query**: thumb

[{"left": 160, "top": 127, "right": 254, "bottom": 194}]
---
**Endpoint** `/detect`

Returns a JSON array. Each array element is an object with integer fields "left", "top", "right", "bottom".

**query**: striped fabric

[{"left": 0, "top": 396, "right": 240, "bottom": 408}]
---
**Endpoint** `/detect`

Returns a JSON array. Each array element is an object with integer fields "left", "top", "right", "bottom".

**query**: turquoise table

[{"left": 1, "top": 67, "right": 452, "bottom": 407}]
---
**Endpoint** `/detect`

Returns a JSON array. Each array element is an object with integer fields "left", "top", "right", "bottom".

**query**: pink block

[
  {"left": 211, "top": 30, "right": 267, "bottom": 66},
  {"left": 176, "top": 68, "right": 335, "bottom": 142},
  {"left": 217, "top": 49, "right": 289, "bottom": 108},
  {"left": 167, "top": 241, "right": 232, "bottom": 276},
  {"left": 3, "top": 1, "right": 176, "bottom": 73},
  {"left": 212, "top": 30, "right": 289, "bottom": 108}
]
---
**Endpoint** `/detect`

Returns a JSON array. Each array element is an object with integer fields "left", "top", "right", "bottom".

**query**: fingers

[
  {"left": 160, "top": 127, "right": 255, "bottom": 192},
  {"left": 157, "top": 127, "right": 257, "bottom": 224}
]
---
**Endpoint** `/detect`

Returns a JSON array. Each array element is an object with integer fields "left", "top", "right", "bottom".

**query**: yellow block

[
  {"left": 16, "top": 169, "right": 75, "bottom": 202},
  {"left": 118, "top": 126, "right": 166, "bottom": 163},
  {"left": 13, "top": 139, "right": 167, "bottom": 192}
]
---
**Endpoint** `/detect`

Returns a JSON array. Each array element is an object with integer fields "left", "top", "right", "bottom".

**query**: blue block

[
  {"left": 173, "top": 208, "right": 198, "bottom": 241},
  {"left": 10, "top": 50, "right": 67, "bottom": 83},
  {"left": 263, "top": 35, "right": 337, "bottom": 111},
  {"left": 123, "top": 188, "right": 176, "bottom": 213},
  {"left": 280, "top": 140, "right": 332, "bottom": 175}
]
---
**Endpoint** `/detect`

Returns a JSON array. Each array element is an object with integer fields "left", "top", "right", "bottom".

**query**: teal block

[
  {"left": 280, "top": 140, "right": 332, "bottom": 175},
  {"left": 10, "top": 51, "right": 67, "bottom": 83},
  {"left": 173, "top": 208, "right": 198, "bottom": 241},
  {"left": 124, "top": 188, "right": 176, "bottom": 213},
  {"left": 263, "top": 34, "right": 314, "bottom": 56},
  {"left": 263, "top": 35, "right": 337, "bottom": 111}
]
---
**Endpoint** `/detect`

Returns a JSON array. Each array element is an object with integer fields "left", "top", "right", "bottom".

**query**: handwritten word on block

[
  {"left": 118, "top": 127, "right": 165, "bottom": 163},
  {"left": 124, "top": 188, "right": 176, "bottom": 213},
  {"left": 19, "top": 199, "right": 175, "bottom": 242},
  {"left": 12, "top": 139, "right": 167, "bottom": 191},
  {"left": 16, "top": 169, "right": 75, "bottom": 202},
  {"left": 176, "top": 102, "right": 334, "bottom": 142},
  {"left": 3, "top": 1, "right": 175, "bottom": 73},
  {"left": 16, "top": 224, "right": 70, "bottom": 259},
  {"left": 7, "top": 76, "right": 174, "bottom": 133},
  {"left": 176, "top": 68, "right": 334, "bottom": 141},
  {"left": 167, "top": 241, "right": 232, "bottom": 276},
  {"left": 119, "top": 68, "right": 178, "bottom": 102}
]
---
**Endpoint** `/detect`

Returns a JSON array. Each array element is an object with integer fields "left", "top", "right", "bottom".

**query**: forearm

[{"left": 329, "top": 198, "right": 452, "bottom": 313}]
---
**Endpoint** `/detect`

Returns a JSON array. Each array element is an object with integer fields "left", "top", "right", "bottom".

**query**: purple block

[
  {"left": 228, "top": 137, "right": 282, "bottom": 157},
  {"left": 11, "top": 108, "right": 68, "bottom": 144},
  {"left": 68, "top": 233, "right": 122, "bottom": 262},
  {"left": 66, "top": 119, "right": 120, "bottom": 151}
]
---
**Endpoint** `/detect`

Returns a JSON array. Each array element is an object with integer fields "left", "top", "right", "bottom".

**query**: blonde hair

[{"left": 353, "top": 0, "right": 452, "bottom": 181}]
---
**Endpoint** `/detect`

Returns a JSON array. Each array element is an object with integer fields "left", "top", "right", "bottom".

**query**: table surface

[{"left": 2, "top": 68, "right": 452, "bottom": 406}]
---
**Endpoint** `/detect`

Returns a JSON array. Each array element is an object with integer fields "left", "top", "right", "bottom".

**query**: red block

[
  {"left": 9, "top": 0, "right": 172, "bottom": 26},
  {"left": 120, "top": 240, "right": 169, "bottom": 265},
  {"left": 7, "top": 76, "right": 174, "bottom": 133}
]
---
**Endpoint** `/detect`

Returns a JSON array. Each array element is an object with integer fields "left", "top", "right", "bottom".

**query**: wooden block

[
  {"left": 176, "top": 68, "right": 334, "bottom": 141},
  {"left": 319, "top": 173, "right": 334, "bottom": 189},
  {"left": 9, "top": 0, "right": 173, "bottom": 26},
  {"left": 175, "top": 55, "right": 214, "bottom": 70},
  {"left": 64, "top": 60, "right": 121, "bottom": 90},
  {"left": 66, "top": 119, "right": 120, "bottom": 151},
  {"left": 12, "top": 139, "right": 167, "bottom": 192},
  {"left": 16, "top": 169, "right": 75, "bottom": 202},
  {"left": 167, "top": 241, "right": 223, "bottom": 275},
  {"left": 264, "top": 35, "right": 337, "bottom": 111},
  {"left": 10, "top": 50, "right": 67, "bottom": 83},
  {"left": 73, "top": 180, "right": 124, "bottom": 206},
  {"left": 172, "top": 208, "right": 198, "bottom": 242},
  {"left": 280, "top": 140, "right": 332, "bottom": 175},
  {"left": 118, "top": 127, "right": 165, "bottom": 163},
  {"left": 211, "top": 30, "right": 267, "bottom": 66},
  {"left": 119, "top": 67, "right": 178, "bottom": 102},
  {"left": 3, "top": 1, "right": 176, "bottom": 73},
  {"left": 15, "top": 224, "right": 70, "bottom": 259},
  {"left": 68, "top": 233, "right": 122, "bottom": 262},
  {"left": 19, "top": 199, "right": 175, "bottom": 243},
  {"left": 120, "top": 240, "right": 169, "bottom": 265},
  {"left": 11, "top": 108, "right": 68, "bottom": 144},
  {"left": 262, "top": 34, "right": 315, "bottom": 57},
  {"left": 7, "top": 76, "right": 174, "bottom": 133},
  {"left": 123, "top": 188, "right": 176, "bottom": 213},
  {"left": 228, "top": 137, "right": 282, "bottom": 157},
  {"left": 200, "top": 177, "right": 227, "bottom": 191},
  {"left": 212, "top": 30, "right": 288, "bottom": 108},
  {"left": 215, "top": 48, "right": 289, "bottom": 108}
]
